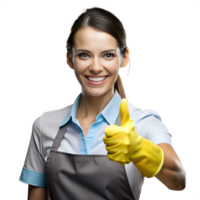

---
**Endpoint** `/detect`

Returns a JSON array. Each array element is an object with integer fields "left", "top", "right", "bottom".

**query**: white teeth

[{"left": 87, "top": 76, "right": 107, "bottom": 82}]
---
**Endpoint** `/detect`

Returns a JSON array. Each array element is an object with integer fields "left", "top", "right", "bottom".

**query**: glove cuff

[{"left": 129, "top": 135, "right": 164, "bottom": 178}]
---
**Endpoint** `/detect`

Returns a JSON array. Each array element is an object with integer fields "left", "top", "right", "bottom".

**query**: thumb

[{"left": 120, "top": 98, "right": 131, "bottom": 126}]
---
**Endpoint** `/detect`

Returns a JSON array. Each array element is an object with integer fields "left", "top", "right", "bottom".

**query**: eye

[
  {"left": 104, "top": 53, "right": 115, "bottom": 58},
  {"left": 78, "top": 53, "right": 115, "bottom": 58},
  {"left": 78, "top": 53, "right": 87, "bottom": 58}
]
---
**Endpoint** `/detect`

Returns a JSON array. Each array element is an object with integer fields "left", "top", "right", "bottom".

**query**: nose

[{"left": 89, "top": 62, "right": 103, "bottom": 73}]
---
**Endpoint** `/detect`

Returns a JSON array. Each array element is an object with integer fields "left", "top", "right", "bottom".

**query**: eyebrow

[{"left": 76, "top": 49, "right": 116, "bottom": 53}]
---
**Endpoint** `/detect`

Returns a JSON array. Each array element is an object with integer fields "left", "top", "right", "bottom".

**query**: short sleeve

[
  {"left": 19, "top": 115, "right": 47, "bottom": 187},
  {"left": 135, "top": 109, "right": 172, "bottom": 146}
]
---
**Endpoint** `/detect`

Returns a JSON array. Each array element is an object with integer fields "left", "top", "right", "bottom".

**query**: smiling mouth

[{"left": 84, "top": 75, "right": 109, "bottom": 80}]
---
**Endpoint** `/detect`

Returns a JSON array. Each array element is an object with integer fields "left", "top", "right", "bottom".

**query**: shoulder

[
  {"left": 33, "top": 104, "right": 73, "bottom": 132},
  {"left": 129, "top": 103, "right": 169, "bottom": 133},
  {"left": 128, "top": 101, "right": 162, "bottom": 123},
  {"left": 127, "top": 101, "right": 142, "bottom": 121},
  {"left": 129, "top": 103, "right": 173, "bottom": 146}
]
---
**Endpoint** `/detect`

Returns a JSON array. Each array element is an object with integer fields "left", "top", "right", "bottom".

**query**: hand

[
  {"left": 103, "top": 98, "right": 164, "bottom": 178},
  {"left": 103, "top": 98, "right": 139, "bottom": 166}
]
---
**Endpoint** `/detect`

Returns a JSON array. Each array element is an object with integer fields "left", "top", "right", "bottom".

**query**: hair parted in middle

[{"left": 66, "top": 7, "right": 130, "bottom": 98}]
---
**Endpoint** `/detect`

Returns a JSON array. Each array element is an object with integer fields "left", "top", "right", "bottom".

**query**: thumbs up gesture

[
  {"left": 103, "top": 98, "right": 139, "bottom": 165},
  {"left": 103, "top": 98, "right": 164, "bottom": 178}
]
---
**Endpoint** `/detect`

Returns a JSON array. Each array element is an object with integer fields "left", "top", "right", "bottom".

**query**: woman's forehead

[{"left": 74, "top": 27, "right": 118, "bottom": 51}]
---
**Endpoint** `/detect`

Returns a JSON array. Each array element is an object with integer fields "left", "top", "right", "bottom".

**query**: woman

[{"left": 19, "top": 7, "right": 186, "bottom": 200}]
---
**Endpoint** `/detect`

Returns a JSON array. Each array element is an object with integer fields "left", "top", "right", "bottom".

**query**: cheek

[
  {"left": 74, "top": 59, "right": 89, "bottom": 74},
  {"left": 73, "top": 63, "right": 85, "bottom": 84},
  {"left": 103, "top": 60, "right": 119, "bottom": 74}
]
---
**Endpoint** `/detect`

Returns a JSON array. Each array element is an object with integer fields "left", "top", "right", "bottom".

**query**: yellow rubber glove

[{"left": 103, "top": 98, "right": 164, "bottom": 178}]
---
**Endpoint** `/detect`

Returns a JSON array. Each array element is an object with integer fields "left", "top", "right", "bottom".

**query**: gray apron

[{"left": 45, "top": 114, "right": 135, "bottom": 200}]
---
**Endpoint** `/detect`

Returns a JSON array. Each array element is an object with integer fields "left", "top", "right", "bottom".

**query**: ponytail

[{"left": 114, "top": 74, "right": 126, "bottom": 99}]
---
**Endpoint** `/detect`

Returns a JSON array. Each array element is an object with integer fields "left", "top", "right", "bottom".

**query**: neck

[{"left": 76, "top": 87, "right": 115, "bottom": 121}]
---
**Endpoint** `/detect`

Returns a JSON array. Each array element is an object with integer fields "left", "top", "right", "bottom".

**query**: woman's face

[{"left": 67, "top": 26, "right": 128, "bottom": 97}]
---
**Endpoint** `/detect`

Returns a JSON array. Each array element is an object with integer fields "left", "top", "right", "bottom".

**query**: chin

[{"left": 83, "top": 87, "right": 111, "bottom": 97}]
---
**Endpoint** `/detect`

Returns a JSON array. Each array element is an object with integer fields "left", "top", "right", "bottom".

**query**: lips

[{"left": 85, "top": 75, "right": 109, "bottom": 80}]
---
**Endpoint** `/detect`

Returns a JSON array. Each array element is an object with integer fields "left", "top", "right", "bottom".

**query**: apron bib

[{"left": 45, "top": 113, "right": 135, "bottom": 200}]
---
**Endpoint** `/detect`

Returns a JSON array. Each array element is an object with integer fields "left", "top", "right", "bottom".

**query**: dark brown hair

[{"left": 66, "top": 7, "right": 128, "bottom": 98}]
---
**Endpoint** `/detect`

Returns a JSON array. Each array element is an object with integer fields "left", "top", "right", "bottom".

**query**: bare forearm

[{"left": 155, "top": 151, "right": 186, "bottom": 190}]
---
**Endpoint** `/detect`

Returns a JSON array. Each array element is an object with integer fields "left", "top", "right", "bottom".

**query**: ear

[
  {"left": 120, "top": 48, "right": 129, "bottom": 68},
  {"left": 66, "top": 51, "right": 74, "bottom": 69}
]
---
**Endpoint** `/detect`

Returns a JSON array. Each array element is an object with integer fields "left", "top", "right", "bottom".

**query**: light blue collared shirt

[{"left": 59, "top": 89, "right": 121, "bottom": 154}]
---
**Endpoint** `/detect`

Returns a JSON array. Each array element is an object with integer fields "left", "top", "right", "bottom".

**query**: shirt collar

[{"left": 59, "top": 89, "right": 122, "bottom": 127}]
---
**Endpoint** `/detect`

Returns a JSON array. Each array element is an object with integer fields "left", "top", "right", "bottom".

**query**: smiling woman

[
  {"left": 64, "top": 6, "right": 130, "bottom": 102},
  {"left": 66, "top": 26, "right": 129, "bottom": 120},
  {"left": 19, "top": 7, "right": 185, "bottom": 200},
  {"left": 64, "top": 6, "right": 130, "bottom": 121}
]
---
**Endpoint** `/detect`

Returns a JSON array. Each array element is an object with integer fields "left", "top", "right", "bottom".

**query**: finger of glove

[
  {"left": 120, "top": 98, "right": 132, "bottom": 126},
  {"left": 104, "top": 124, "right": 119, "bottom": 137},
  {"left": 107, "top": 151, "right": 129, "bottom": 164},
  {"left": 106, "top": 142, "right": 129, "bottom": 155},
  {"left": 103, "top": 126, "right": 129, "bottom": 145}
]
